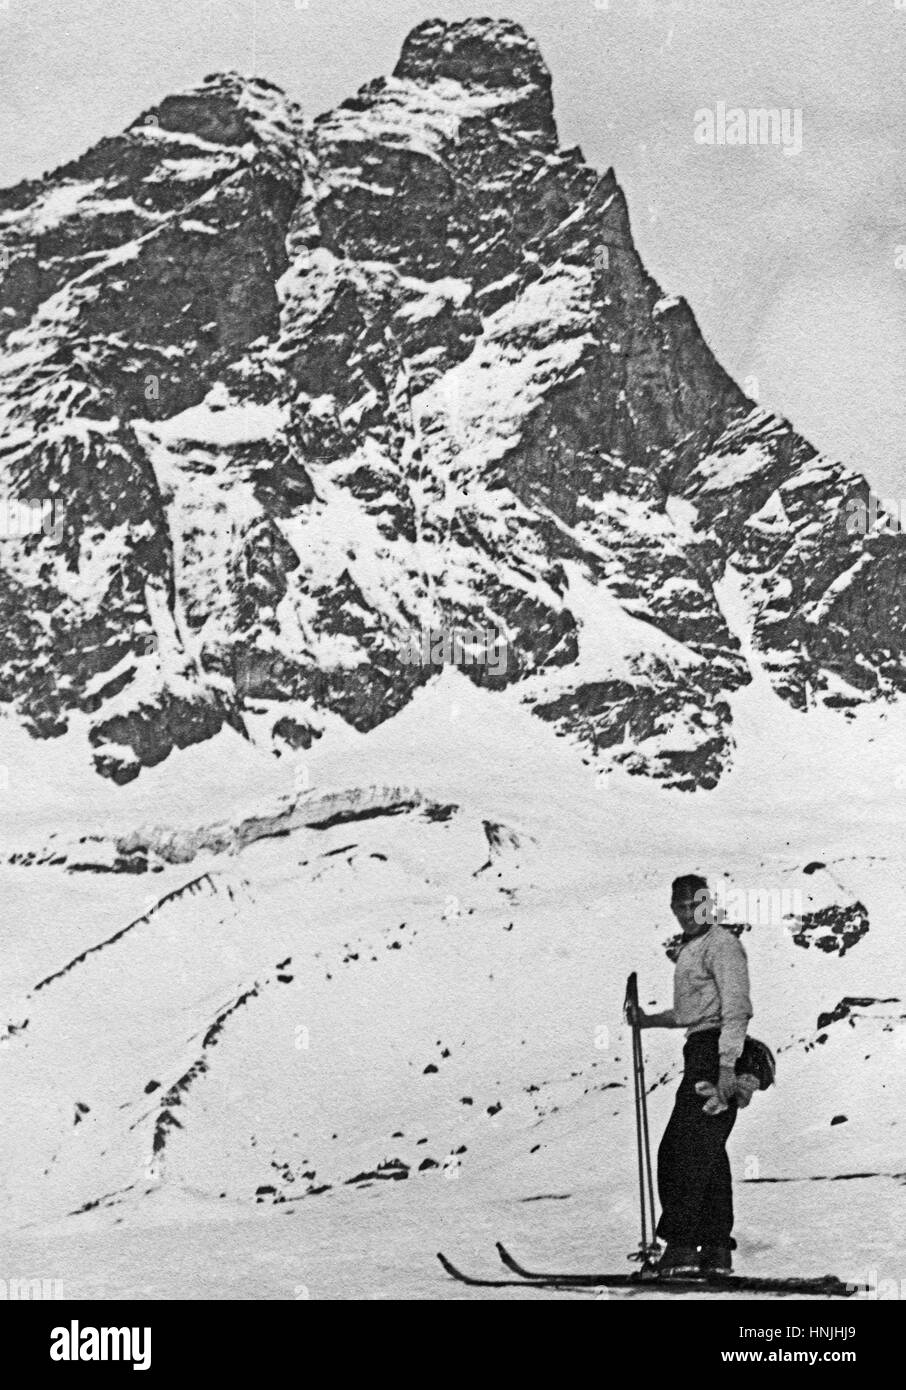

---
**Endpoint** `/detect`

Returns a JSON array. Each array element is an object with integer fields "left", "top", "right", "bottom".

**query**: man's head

[{"left": 671, "top": 873, "right": 714, "bottom": 937}]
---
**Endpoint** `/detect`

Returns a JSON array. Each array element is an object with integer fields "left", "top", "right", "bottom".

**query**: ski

[
  {"left": 497, "top": 1240, "right": 651, "bottom": 1285},
  {"left": 437, "top": 1251, "right": 636, "bottom": 1292},
  {"left": 495, "top": 1243, "right": 861, "bottom": 1298},
  {"left": 436, "top": 1249, "right": 862, "bottom": 1297}
]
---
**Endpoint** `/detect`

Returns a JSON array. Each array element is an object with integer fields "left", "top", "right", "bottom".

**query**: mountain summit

[
  {"left": 395, "top": 17, "right": 552, "bottom": 91},
  {"left": 0, "top": 19, "right": 901, "bottom": 787},
  {"left": 393, "top": 16, "right": 558, "bottom": 141}
]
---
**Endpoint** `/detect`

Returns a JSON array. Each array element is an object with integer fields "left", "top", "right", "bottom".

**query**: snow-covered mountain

[
  {"left": 1, "top": 18, "right": 904, "bottom": 791},
  {"left": 1, "top": 19, "right": 904, "bottom": 1300}
]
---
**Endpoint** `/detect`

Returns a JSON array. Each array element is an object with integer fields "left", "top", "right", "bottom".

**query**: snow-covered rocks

[{"left": 0, "top": 17, "right": 904, "bottom": 793}]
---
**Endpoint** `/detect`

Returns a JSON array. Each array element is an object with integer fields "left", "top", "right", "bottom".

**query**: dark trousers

[{"left": 656, "top": 1029, "right": 737, "bottom": 1249}]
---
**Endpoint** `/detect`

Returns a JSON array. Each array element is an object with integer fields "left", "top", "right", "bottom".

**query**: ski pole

[
  {"left": 635, "top": 1010, "right": 658, "bottom": 1243},
  {"left": 624, "top": 973, "right": 648, "bottom": 1253},
  {"left": 624, "top": 972, "right": 659, "bottom": 1263}
]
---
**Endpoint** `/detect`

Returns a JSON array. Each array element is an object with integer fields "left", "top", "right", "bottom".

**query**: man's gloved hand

[
  {"left": 716, "top": 1066, "right": 737, "bottom": 1104},
  {"left": 735, "top": 1074, "right": 759, "bottom": 1108}
]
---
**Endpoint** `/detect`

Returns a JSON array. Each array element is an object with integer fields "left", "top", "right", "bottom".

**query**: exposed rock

[{"left": 1, "top": 21, "right": 904, "bottom": 788}]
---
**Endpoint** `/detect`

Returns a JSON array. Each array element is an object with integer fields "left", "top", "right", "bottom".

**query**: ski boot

[
  {"left": 698, "top": 1243, "right": 734, "bottom": 1274},
  {"left": 657, "top": 1243, "right": 701, "bottom": 1278}
]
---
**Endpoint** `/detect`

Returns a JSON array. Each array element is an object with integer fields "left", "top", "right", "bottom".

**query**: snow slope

[{"left": 1, "top": 658, "right": 904, "bottom": 1298}]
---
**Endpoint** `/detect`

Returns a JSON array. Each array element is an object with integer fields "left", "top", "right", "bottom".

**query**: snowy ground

[{"left": 1, "top": 662, "right": 905, "bottom": 1299}]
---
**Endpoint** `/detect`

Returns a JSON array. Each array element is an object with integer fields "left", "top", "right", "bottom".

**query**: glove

[
  {"left": 734, "top": 1074, "right": 759, "bottom": 1108},
  {"left": 696, "top": 1080, "right": 725, "bottom": 1114},
  {"left": 717, "top": 1066, "right": 737, "bottom": 1104},
  {"left": 696, "top": 1072, "right": 760, "bottom": 1114}
]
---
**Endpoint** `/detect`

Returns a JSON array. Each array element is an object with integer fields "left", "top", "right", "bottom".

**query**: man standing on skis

[{"left": 634, "top": 873, "right": 753, "bottom": 1277}]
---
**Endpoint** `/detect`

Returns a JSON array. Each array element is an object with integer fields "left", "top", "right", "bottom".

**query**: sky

[{"left": 1, "top": 0, "right": 905, "bottom": 493}]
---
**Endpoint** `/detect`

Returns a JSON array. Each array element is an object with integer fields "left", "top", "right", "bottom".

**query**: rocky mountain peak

[
  {"left": 392, "top": 17, "right": 556, "bottom": 142},
  {"left": 0, "top": 23, "right": 902, "bottom": 790},
  {"left": 128, "top": 70, "right": 306, "bottom": 162},
  {"left": 395, "top": 17, "right": 548, "bottom": 88}
]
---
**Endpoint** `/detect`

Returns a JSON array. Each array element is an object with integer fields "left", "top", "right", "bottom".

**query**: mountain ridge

[{"left": 0, "top": 17, "right": 902, "bottom": 790}]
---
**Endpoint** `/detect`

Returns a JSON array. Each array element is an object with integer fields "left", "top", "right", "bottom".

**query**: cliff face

[{"left": 0, "top": 19, "right": 902, "bottom": 787}]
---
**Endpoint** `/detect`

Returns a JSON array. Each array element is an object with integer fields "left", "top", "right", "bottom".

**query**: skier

[{"left": 632, "top": 873, "right": 753, "bottom": 1277}]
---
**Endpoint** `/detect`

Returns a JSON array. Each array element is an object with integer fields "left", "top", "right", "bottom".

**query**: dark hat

[{"left": 737, "top": 1036, "right": 776, "bottom": 1090}]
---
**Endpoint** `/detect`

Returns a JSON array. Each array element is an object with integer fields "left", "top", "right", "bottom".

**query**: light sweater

[{"left": 671, "top": 924, "right": 753, "bottom": 1066}]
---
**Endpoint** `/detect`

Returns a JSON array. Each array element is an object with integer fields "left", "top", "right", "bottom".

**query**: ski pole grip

[{"left": 623, "top": 971, "right": 639, "bottom": 1025}]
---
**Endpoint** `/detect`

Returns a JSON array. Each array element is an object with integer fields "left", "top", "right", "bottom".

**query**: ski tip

[
  {"left": 495, "top": 1241, "right": 522, "bottom": 1274},
  {"left": 436, "top": 1251, "right": 492, "bottom": 1287}
]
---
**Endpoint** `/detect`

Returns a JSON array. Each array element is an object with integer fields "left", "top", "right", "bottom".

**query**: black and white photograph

[{"left": 0, "top": 0, "right": 903, "bottom": 1351}]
